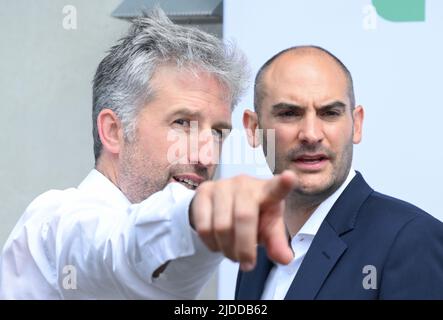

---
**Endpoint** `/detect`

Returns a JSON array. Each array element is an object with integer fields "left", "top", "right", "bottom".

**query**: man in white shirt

[
  {"left": 0, "top": 9, "right": 297, "bottom": 299},
  {"left": 236, "top": 45, "right": 443, "bottom": 299}
]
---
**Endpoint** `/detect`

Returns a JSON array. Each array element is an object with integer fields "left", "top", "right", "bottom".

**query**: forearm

[{"left": 51, "top": 183, "right": 217, "bottom": 298}]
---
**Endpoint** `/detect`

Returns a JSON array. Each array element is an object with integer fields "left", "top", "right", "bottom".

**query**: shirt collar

[
  {"left": 78, "top": 169, "right": 131, "bottom": 210},
  {"left": 296, "top": 168, "right": 356, "bottom": 238}
]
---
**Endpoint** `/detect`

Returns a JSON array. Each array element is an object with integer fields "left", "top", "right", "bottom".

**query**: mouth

[
  {"left": 292, "top": 154, "right": 329, "bottom": 171},
  {"left": 172, "top": 174, "right": 205, "bottom": 190}
]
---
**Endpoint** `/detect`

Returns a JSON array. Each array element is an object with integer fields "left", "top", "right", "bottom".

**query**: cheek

[
  {"left": 200, "top": 138, "right": 221, "bottom": 165},
  {"left": 137, "top": 128, "right": 176, "bottom": 163},
  {"left": 274, "top": 127, "right": 296, "bottom": 152},
  {"left": 323, "top": 124, "right": 353, "bottom": 155}
]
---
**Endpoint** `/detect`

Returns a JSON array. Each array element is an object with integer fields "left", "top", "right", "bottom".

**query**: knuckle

[
  {"left": 235, "top": 209, "right": 255, "bottom": 223},
  {"left": 233, "top": 174, "right": 248, "bottom": 185},
  {"left": 236, "top": 174, "right": 253, "bottom": 184},
  {"left": 214, "top": 222, "right": 231, "bottom": 236}
]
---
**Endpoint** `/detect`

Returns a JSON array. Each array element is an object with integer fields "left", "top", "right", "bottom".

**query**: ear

[
  {"left": 352, "top": 105, "right": 364, "bottom": 144},
  {"left": 243, "top": 109, "right": 261, "bottom": 148},
  {"left": 97, "top": 109, "right": 124, "bottom": 156}
]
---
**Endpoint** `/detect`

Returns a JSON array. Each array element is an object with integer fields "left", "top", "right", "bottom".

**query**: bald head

[{"left": 254, "top": 46, "right": 355, "bottom": 115}]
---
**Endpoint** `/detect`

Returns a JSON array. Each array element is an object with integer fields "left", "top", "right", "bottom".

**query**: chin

[
  {"left": 295, "top": 177, "right": 334, "bottom": 196},
  {"left": 296, "top": 185, "right": 326, "bottom": 196}
]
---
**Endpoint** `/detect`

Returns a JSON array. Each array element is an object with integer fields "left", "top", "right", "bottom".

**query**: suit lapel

[
  {"left": 284, "top": 221, "right": 347, "bottom": 299},
  {"left": 236, "top": 172, "right": 373, "bottom": 300},
  {"left": 285, "top": 172, "right": 373, "bottom": 299}
]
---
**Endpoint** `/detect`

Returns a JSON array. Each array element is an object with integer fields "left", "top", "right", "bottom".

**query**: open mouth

[
  {"left": 295, "top": 155, "right": 328, "bottom": 164},
  {"left": 172, "top": 175, "right": 203, "bottom": 190},
  {"left": 292, "top": 154, "right": 329, "bottom": 171}
]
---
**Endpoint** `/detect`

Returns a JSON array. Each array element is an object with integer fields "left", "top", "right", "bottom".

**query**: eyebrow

[
  {"left": 170, "top": 108, "right": 232, "bottom": 131},
  {"left": 319, "top": 101, "right": 347, "bottom": 110},
  {"left": 215, "top": 122, "right": 232, "bottom": 131},
  {"left": 271, "top": 103, "right": 304, "bottom": 114},
  {"left": 271, "top": 100, "right": 347, "bottom": 113}
]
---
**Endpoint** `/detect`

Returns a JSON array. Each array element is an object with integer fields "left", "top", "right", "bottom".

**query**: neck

[
  {"left": 284, "top": 182, "right": 341, "bottom": 237},
  {"left": 284, "top": 194, "right": 322, "bottom": 237},
  {"left": 95, "top": 155, "right": 119, "bottom": 187}
]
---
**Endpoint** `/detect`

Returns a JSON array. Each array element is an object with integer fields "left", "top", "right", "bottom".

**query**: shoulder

[
  {"left": 374, "top": 195, "right": 443, "bottom": 298},
  {"left": 22, "top": 184, "right": 115, "bottom": 224},
  {"left": 361, "top": 190, "right": 439, "bottom": 226},
  {"left": 3, "top": 188, "right": 80, "bottom": 248},
  {"left": 23, "top": 188, "right": 79, "bottom": 219},
  {"left": 357, "top": 190, "right": 443, "bottom": 243}
]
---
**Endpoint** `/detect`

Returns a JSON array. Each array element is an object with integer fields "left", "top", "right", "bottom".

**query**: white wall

[{"left": 219, "top": 0, "right": 443, "bottom": 299}]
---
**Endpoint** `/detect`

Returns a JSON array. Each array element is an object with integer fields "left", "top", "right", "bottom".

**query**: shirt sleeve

[
  {"left": 10, "top": 182, "right": 221, "bottom": 299},
  {"left": 126, "top": 182, "right": 223, "bottom": 298}
]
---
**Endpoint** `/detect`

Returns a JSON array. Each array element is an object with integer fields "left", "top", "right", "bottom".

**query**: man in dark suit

[{"left": 237, "top": 45, "right": 443, "bottom": 299}]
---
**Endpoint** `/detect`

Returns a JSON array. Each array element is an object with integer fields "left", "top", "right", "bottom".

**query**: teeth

[{"left": 176, "top": 177, "right": 199, "bottom": 188}]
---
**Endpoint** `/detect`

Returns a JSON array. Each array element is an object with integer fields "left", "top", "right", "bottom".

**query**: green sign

[{"left": 372, "top": 0, "right": 425, "bottom": 22}]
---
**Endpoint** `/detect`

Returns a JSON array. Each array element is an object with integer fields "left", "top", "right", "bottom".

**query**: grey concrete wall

[{"left": 0, "top": 0, "right": 128, "bottom": 246}]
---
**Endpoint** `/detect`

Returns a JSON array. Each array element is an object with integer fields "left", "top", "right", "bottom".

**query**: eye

[
  {"left": 321, "top": 110, "right": 342, "bottom": 118},
  {"left": 277, "top": 110, "right": 299, "bottom": 118},
  {"left": 211, "top": 129, "right": 224, "bottom": 141},
  {"left": 173, "top": 119, "right": 190, "bottom": 127}
]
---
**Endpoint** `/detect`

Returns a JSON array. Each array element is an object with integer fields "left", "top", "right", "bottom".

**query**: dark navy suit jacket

[{"left": 235, "top": 172, "right": 443, "bottom": 299}]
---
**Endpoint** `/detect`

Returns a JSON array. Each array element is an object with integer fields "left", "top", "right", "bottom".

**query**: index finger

[{"left": 261, "top": 170, "right": 296, "bottom": 205}]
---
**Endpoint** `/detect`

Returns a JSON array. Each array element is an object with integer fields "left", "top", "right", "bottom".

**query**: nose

[
  {"left": 297, "top": 114, "right": 324, "bottom": 145},
  {"left": 188, "top": 126, "right": 219, "bottom": 168}
]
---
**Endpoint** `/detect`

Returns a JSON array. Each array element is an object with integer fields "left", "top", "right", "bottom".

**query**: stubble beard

[
  {"left": 117, "top": 142, "right": 167, "bottom": 204},
  {"left": 274, "top": 139, "right": 354, "bottom": 213}
]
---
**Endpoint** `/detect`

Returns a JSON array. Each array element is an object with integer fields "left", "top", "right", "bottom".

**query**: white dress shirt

[
  {"left": 0, "top": 169, "right": 222, "bottom": 299},
  {"left": 261, "top": 169, "right": 356, "bottom": 300}
]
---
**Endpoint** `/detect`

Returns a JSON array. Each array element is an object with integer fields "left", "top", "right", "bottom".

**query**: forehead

[
  {"left": 151, "top": 64, "right": 228, "bottom": 102},
  {"left": 261, "top": 51, "right": 349, "bottom": 105},
  {"left": 141, "top": 64, "right": 232, "bottom": 120}
]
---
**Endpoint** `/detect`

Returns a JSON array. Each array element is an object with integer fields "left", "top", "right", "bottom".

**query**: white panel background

[{"left": 218, "top": 0, "right": 443, "bottom": 299}]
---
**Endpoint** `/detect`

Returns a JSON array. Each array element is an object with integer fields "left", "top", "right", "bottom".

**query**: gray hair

[{"left": 92, "top": 8, "right": 248, "bottom": 162}]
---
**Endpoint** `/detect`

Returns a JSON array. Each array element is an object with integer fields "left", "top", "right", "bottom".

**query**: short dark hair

[{"left": 254, "top": 45, "right": 355, "bottom": 115}]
